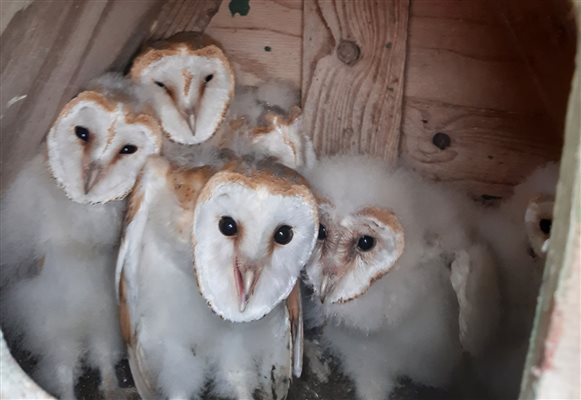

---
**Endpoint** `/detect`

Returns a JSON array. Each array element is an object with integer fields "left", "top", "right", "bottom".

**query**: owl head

[
  {"left": 192, "top": 160, "right": 319, "bottom": 322},
  {"left": 130, "top": 33, "right": 234, "bottom": 145},
  {"left": 506, "top": 163, "right": 559, "bottom": 259},
  {"left": 306, "top": 200, "right": 405, "bottom": 304},
  {"left": 47, "top": 75, "right": 162, "bottom": 204},
  {"left": 302, "top": 156, "right": 408, "bottom": 304}
]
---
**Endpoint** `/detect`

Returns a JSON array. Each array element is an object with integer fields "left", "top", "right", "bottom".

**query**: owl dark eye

[
  {"left": 539, "top": 218, "right": 552, "bottom": 235},
  {"left": 357, "top": 235, "right": 375, "bottom": 252},
  {"left": 204, "top": 74, "right": 214, "bottom": 83},
  {"left": 119, "top": 144, "right": 138, "bottom": 155},
  {"left": 318, "top": 224, "right": 327, "bottom": 240},
  {"left": 154, "top": 81, "right": 165, "bottom": 88},
  {"left": 219, "top": 216, "right": 237, "bottom": 236},
  {"left": 75, "top": 126, "right": 90, "bottom": 142},
  {"left": 274, "top": 225, "right": 293, "bottom": 245}
]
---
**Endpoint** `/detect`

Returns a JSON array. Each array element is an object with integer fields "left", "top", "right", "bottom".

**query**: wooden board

[
  {"left": 301, "top": 0, "right": 410, "bottom": 164},
  {"left": 400, "top": 0, "right": 568, "bottom": 199},
  {"left": 488, "top": 0, "right": 577, "bottom": 133},
  {"left": 205, "top": 0, "right": 302, "bottom": 86},
  {"left": 149, "top": 0, "right": 222, "bottom": 41},
  {"left": 400, "top": 97, "right": 560, "bottom": 199}
]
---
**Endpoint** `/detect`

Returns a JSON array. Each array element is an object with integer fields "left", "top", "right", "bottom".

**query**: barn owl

[
  {"left": 0, "top": 74, "right": 162, "bottom": 399},
  {"left": 301, "top": 155, "right": 501, "bottom": 400},
  {"left": 130, "top": 32, "right": 235, "bottom": 146},
  {"left": 221, "top": 105, "right": 317, "bottom": 170},
  {"left": 474, "top": 163, "right": 558, "bottom": 399},
  {"left": 116, "top": 122, "right": 318, "bottom": 399}
]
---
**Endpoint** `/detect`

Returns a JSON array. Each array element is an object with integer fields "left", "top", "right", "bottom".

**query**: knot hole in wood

[
  {"left": 432, "top": 132, "right": 451, "bottom": 150},
  {"left": 337, "top": 40, "right": 361, "bottom": 66}
]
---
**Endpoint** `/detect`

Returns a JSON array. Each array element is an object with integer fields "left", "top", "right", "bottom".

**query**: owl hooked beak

[
  {"left": 234, "top": 258, "right": 263, "bottom": 312},
  {"left": 186, "top": 111, "right": 196, "bottom": 134},
  {"left": 83, "top": 162, "right": 104, "bottom": 194},
  {"left": 319, "top": 275, "right": 331, "bottom": 303},
  {"left": 319, "top": 259, "right": 349, "bottom": 303},
  {"left": 319, "top": 275, "right": 337, "bottom": 303}
]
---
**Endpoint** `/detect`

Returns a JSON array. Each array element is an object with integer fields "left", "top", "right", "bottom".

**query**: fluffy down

[
  {"left": 0, "top": 155, "right": 125, "bottom": 399},
  {"left": 226, "top": 80, "right": 300, "bottom": 127},
  {"left": 474, "top": 162, "right": 559, "bottom": 399},
  {"left": 117, "top": 157, "right": 303, "bottom": 399},
  {"left": 302, "top": 155, "right": 500, "bottom": 399},
  {"left": 85, "top": 72, "right": 155, "bottom": 115}
]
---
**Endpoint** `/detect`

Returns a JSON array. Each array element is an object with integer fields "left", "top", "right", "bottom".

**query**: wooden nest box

[{"left": 1, "top": 1, "right": 579, "bottom": 399}]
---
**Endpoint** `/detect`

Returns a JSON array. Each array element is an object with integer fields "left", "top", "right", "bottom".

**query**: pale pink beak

[
  {"left": 187, "top": 111, "right": 196, "bottom": 134},
  {"left": 83, "top": 162, "right": 104, "bottom": 194},
  {"left": 319, "top": 275, "right": 336, "bottom": 304},
  {"left": 234, "top": 259, "right": 263, "bottom": 312}
]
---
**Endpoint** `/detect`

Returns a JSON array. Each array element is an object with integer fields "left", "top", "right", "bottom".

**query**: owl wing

[
  {"left": 286, "top": 281, "right": 304, "bottom": 378},
  {"left": 115, "top": 156, "right": 174, "bottom": 399},
  {"left": 450, "top": 243, "right": 501, "bottom": 356}
]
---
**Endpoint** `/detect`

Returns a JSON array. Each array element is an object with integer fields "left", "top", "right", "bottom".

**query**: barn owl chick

[
  {"left": 224, "top": 80, "right": 301, "bottom": 131},
  {"left": 475, "top": 163, "right": 558, "bottom": 399},
  {"left": 165, "top": 77, "right": 314, "bottom": 173},
  {"left": 301, "top": 155, "right": 501, "bottom": 400},
  {"left": 116, "top": 125, "right": 318, "bottom": 399},
  {"left": 130, "top": 32, "right": 235, "bottom": 146},
  {"left": 0, "top": 74, "right": 162, "bottom": 399},
  {"left": 478, "top": 163, "right": 558, "bottom": 338},
  {"left": 130, "top": 31, "right": 313, "bottom": 169},
  {"left": 221, "top": 105, "right": 317, "bottom": 171}
]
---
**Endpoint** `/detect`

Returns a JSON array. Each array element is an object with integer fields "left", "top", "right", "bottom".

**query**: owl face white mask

[
  {"left": 47, "top": 90, "right": 162, "bottom": 204},
  {"left": 193, "top": 165, "right": 319, "bottom": 322}
]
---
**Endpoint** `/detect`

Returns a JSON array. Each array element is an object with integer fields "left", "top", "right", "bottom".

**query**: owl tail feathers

[{"left": 450, "top": 243, "right": 501, "bottom": 358}]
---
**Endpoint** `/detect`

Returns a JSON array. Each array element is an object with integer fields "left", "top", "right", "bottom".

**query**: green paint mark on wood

[
  {"left": 385, "top": 42, "right": 393, "bottom": 49},
  {"left": 229, "top": 0, "right": 250, "bottom": 16},
  {"left": 264, "top": 46, "right": 272, "bottom": 52}
]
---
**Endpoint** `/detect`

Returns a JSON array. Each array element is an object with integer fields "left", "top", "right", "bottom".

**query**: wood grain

[
  {"left": 401, "top": 0, "right": 566, "bottom": 198},
  {"left": 149, "top": 0, "right": 222, "bottom": 40},
  {"left": 205, "top": 0, "right": 302, "bottom": 86},
  {"left": 405, "top": 1, "right": 542, "bottom": 113},
  {"left": 401, "top": 97, "right": 561, "bottom": 199},
  {"left": 302, "top": 0, "right": 410, "bottom": 164},
  {"left": 488, "top": 0, "right": 577, "bottom": 133},
  {"left": 0, "top": 0, "right": 34, "bottom": 34}
]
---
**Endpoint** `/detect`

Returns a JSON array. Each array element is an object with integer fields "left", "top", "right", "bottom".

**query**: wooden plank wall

[
  {"left": 203, "top": 0, "right": 574, "bottom": 199},
  {"left": 205, "top": 0, "right": 302, "bottom": 87},
  {"left": 301, "top": 0, "right": 409, "bottom": 164},
  {"left": 489, "top": 0, "right": 578, "bottom": 131},
  {"left": 1, "top": 0, "right": 576, "bottom": 202},
  {"left": 400, "top": 0, "right": 574, "bottom": 199}
]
